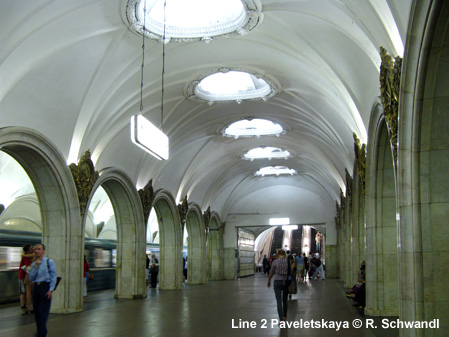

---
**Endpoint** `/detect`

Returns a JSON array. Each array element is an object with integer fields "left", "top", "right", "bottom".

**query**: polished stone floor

[{"left": 0, "top": 273, "right": 399, "bottom": 337}]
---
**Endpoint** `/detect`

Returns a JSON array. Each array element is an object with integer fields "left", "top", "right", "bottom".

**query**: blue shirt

[
  {"left": 296, "top": 256, "right": 304, "bottom": 266},
  {"left": 28, "top": 257, "right": 57, "bottom": 292}
]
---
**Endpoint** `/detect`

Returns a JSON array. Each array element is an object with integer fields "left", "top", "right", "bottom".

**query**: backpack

[{"left": 47, "top": 258, "right": 62, "bottom": 291}]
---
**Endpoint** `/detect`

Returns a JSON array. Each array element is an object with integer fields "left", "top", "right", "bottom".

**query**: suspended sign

[{"left": 131, "top": 115, "right": 169, "bottom": 160}]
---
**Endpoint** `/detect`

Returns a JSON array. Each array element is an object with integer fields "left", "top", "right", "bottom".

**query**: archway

[
  {"left": 185, "top": 204, "right": 207, "bottom": 284},
  {"left": 0, "top": 127, "right": 82, "bottom": 313},
  {"left": 90, "top": 168, "right": 146, "bottom": 299},
  {"left": 207, "top": 213, "right": 224, "bottom": 280},
  {"left": 365, "top": 105, "right": 398, "bottom": 316},
  {"left": 152, "top": 191, "right": 183, "bottom": 289}
]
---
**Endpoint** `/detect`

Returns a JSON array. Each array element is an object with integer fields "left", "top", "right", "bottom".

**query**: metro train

[{"left": 0, "top": 229, "right": 161, "bottom": 304}]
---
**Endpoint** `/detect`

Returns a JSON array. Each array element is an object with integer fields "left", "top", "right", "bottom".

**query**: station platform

[{"left": 0, "top": 274, "right": 397, "bottom": 337}]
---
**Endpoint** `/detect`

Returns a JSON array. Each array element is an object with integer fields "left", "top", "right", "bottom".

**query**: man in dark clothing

[
  {"left": 28, "top": 244, "right": 57, "bottom": 337},
  {"left": 262, "top": 255, "right": 269, "bottom": 274},
  {"left": 149, "top": 254, "right": 159, "bottom": 288}
]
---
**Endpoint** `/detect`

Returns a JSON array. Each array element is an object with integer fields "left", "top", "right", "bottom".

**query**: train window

[
  {"left": 112, "top": 249, "right": 116, "bottom": 267},
  {"left": 94, "top": 248, "right": 111, "bottom": 268},
  {"left": 0, "top": 246, "right": 23, "bottom": 271}
]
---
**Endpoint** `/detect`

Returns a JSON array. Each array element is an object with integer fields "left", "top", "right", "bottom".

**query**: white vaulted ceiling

[{"left": 0, "top": 0, "right": 411, "bottom": 228}]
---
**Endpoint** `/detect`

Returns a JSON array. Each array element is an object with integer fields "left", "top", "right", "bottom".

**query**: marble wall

[{"left": 223, "top": 247, "right": 237, "bottom": 280}]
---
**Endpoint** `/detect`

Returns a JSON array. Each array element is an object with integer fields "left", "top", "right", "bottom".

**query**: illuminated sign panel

[
  {"left": 131, "top": 115, "right": 169, "bottom": 160},
  {"left": 269, "top": 218, "right": 290, "bottom": 226}
]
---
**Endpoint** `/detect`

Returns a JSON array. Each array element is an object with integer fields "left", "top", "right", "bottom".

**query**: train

[{"left": 0, "top": 229, "right": 162, "bottom": 304}]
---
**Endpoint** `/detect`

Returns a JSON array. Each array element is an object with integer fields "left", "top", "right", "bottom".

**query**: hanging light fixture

[{"left": 131, "top": 0, "right": 169, "bottom": 160}]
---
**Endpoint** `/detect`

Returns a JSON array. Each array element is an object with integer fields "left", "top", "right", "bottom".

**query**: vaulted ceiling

[{"left": 0, "top": 0, "right": 412, "bottom": 228}]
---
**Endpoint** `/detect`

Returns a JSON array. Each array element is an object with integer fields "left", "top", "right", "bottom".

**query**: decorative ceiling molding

[
  {"left": 185, "top": 67, "right": 280, "bottom": 104},
  {"left": 125, "top": 0, "right": 262, "bottom": 43}
]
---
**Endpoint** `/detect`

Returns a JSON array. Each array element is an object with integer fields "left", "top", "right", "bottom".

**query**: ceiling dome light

[
  {"left": 126, "top": 0, "right": 262, "bottom": 42},
  {"left": 186, "top": 69, "right": 279, "bottom": 103},
  {"left": 254, "top": 166, "right": 297, "bottom": 177},
  {"left": 242, "top": 147, "right": 291, "bottom": 161},
  {"left": 222, "top": 118, "right": 284, "bottom": 139}
]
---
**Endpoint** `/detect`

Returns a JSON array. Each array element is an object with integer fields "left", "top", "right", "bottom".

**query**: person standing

[
  {"left": 149, "top": 253, "right": 159, "bottom": 288},
  {"left": 267, "top": 249, "right": 289, "bottom": 323},
  {"left": 146, "top": 254, "right": 151, "bottom": 286},
  {"left": 308, "top": 252, "right": 313, "bottom": 276},
  {"left": 302, "top": 253, "right": 309, "bottom": 281},
  {"left": 315, "top": 231, "right": 322, "bottom": 252},
  {"left": 19, "top": 244, "right": 34, "bottom": 314},
  {"left": 28, "top": 243, "right": 57, "bottom": 337},
  {"left": 83, "top": 254, "right": 93, "bottom": 302},
  {"left": 262, "top": 255, "right": 269, "bottom": 275},
  {"left": 184, "top": 256, "right": 188, "bottom": 281},
  {"left": 295, "top": 252, "right": 304, "bottom": 282}
]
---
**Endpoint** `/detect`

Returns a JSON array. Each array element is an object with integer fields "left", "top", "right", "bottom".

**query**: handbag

[{"left": 288, "top": 281, "right": 297, "bottom": 294}]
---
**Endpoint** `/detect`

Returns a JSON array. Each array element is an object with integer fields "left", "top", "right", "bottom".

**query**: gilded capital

[
  {"left": 335, "top": 201, "right": 341, "bottom": 227},
  {"left": 69, "top": 150, "right": 99, "bottom": 217},
  {"left": 203, "top": 206, "right": 211, "bottom": 230},
  {"left": 379, "top": 46, "right": 402, "bottom": 167},
  {"left": 178, "top": 195, "right": 189, "bottom": 225},
  {"left": 345, "top": 168, "right": 353, "bottom": 212},
  {"left": 353, "top": 133, "right": 366, "bottom": 194},
  {"left": 340, "top": 188, "right": 346, "bottom": 224},
  {"left": 138, "top": 179, "right": 154, "bottom": 224}
]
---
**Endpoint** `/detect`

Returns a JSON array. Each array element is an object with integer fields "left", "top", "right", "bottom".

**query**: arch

[
  {"left": 207, "top": 212, "right": 224, "bottom": 280},
  {"left": 0, "top": 126, "right": 82, "bottom": 313},
  {"left": 365, "top": 103, "right": 399, "bottom": 316},
  {"left": 89, "top": 168, "right": 146, "bottom": 299},
  {"left": 185, "top": 203, "right": 207, "bottom": 284},
  {"left": 398, "top": 0, "right": 449, "bottom": 331},
  {"left": 0, "top": 195, "right": 41, "bottom": 231},
  {"left": 152, "top": 190, "right": 183, "bottom": 289}
]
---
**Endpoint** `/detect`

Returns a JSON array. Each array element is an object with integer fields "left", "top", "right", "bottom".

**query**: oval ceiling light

[
  {"left": 186, "top": 69, "right": 279, "bottom": 103},
  {"left": 126, "top": 0, "right": 262, "bottom": 42},
  {"left": 222, "top": 118, "right": 284, "bottom": 139},
  {"left": 254, "top": 166, "right": 297, "bottom": 177},
  {"left": 242, "top": 147, "right": 291, "bottom": 161}
]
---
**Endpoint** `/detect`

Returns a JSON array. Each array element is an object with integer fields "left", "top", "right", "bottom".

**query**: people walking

[{"left": 267, "top": 249, "right": 289, "bottom": 324}]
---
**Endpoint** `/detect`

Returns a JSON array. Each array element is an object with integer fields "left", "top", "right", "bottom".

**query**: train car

[{"left": 0, "top": 229, "right": 171, "bottom": 304}]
